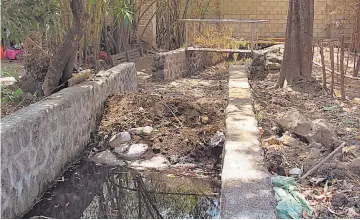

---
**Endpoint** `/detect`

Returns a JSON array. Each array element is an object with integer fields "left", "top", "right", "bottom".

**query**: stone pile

[{"left": 249, "top": 44, "right": 284, "bottom": 80}]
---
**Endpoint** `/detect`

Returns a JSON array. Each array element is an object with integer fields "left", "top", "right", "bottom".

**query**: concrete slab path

[{"left": 220, "top": 65, "right": 277, "bottom": 218}]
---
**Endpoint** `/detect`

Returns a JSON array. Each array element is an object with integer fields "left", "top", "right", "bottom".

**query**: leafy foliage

[
  {"left": 1, "top": 0, "right": 63, "bottom": 42},
  {"left": 1, "top": 88, "right": 24, "bottom": 103}
]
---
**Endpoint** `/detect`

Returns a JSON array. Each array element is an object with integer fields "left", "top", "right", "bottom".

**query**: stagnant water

[{"left": 23, "top": 160, "right": 220, "bottom": 219}]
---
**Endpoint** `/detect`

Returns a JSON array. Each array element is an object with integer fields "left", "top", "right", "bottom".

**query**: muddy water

[{"left": 23, "top": 160, "right": 220, "bottom": 219}]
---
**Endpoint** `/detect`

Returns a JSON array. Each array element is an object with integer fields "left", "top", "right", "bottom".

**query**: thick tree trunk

[
  {"left": 42, "top": 0, "right": 89, "bottom": 96},
  {"left": 350, "top": 1, "right": 360, "bottom": 52},
  {"left": 277, "top": 0, "right": 314, "bottom": 88}
]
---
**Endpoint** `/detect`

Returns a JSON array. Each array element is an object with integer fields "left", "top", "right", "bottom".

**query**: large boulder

[
  {"left": 276, "top": 109, "right": 312, "bottom": 136},
  {"left": 347, "top": 157, "right": 360, "bottom": 175},
  {"left": 307, "top": 119, "right": 336, "bottom": 148}
]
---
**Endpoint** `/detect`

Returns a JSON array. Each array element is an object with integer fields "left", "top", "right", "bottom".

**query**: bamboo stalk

[
  {"left": 340, "top": 35, "right": 345, "bottom": 101},
  {"left": 330, "top": 44, "right": 335, "bottom": 96},
  {"left": 337, "top": 46, "right": 340, "bottom": 82},
  {"left": 319, "top": 42, "right": 327, "bottom": 89},
  {"left": 345, "top": 50, "right": 350, "bottom": 75}
]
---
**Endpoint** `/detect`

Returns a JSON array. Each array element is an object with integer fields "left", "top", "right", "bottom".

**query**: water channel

[{"left": 23, "top": 160, "right": 220, "bottom": 219}]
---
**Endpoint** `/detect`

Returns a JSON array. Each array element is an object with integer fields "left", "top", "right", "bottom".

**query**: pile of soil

[
  {"left": 250, "top": 68, "right": 360, "bottom": 218},
  {"left": 97, "top": 63, "right": 229, "bottom": 170}
]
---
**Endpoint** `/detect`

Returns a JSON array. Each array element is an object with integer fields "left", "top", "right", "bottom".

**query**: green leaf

[
  {"left": 13, "top": 88, "right": 24, "bottom": 97},
  {"left": 323, "top": 106, "right": 338, "bottom": 111}
]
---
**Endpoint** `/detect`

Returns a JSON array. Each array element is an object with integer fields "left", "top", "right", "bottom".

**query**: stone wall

[
  {"left": 0, "top": 63, "right": 137, "bottom": 219},
  {"left": 249, "top": 45, "right": 284, "bottom": 80},
  {"left": 152, "top": 49, "right": 213, "bottom": 81}
]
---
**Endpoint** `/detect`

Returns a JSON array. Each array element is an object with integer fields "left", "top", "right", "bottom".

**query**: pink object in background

[{"left": 4, "top": 49, "right": 23, "bottom": 60}]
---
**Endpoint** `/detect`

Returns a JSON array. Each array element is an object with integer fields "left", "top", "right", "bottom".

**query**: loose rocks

[
  {"left": 131, "top": 155, "right": 170, "bottom": 170},
  {"left": 91, "top": 150, "right": 126, "bottom": 166},
  {"left": 109, "top": 132, "right": 131, "bottom": 148},
  {"left": 115, "top": 143, "right": 149, "bottom": 160}
]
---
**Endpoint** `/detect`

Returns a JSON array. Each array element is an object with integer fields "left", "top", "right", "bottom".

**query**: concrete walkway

[{"left": 220, "top": 65, "right": 277, "bottom": 218}]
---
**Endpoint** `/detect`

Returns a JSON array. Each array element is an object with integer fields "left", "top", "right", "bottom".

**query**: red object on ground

[
  {"left": 99, "top": 51, "right": 109, "bottom": 60},
  {"left": 4, "top": 49, "right": 24, "bottom": 60},
  {"left": 0, "top": 46, "right": 4, "bottom": 59}
]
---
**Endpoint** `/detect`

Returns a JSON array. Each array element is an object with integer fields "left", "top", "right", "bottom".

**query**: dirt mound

[{"left": 97, "top": 64, "right": 229, "bottom": 169}]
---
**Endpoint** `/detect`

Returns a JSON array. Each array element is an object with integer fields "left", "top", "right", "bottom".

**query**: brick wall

[
  {"left": 138, "top": 0, "right": 353, "bottom": 46},
  {"left": 206, "top": 0, "right": 353, "bottom": 40},
  {"left": 136, "top": 0, "right": 156, "bottom": 47}
]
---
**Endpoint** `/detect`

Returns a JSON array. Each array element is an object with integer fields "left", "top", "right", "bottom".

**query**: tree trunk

[
  {"left": 350, "top": 1, "right": 360, "bottom": 52},
  {"left": 277, "top": 0, "right": 314, "bottom": 88},
  {"left": 354, "top": 56, "right": 360, "bottom": 77},
  {"left": 42, "top": 0, "right": 89, "bottom": 96}
]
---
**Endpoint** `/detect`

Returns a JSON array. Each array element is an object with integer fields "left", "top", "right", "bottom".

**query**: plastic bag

[{"left": 272, "top": 176, "right": 314, "bottom": 219}]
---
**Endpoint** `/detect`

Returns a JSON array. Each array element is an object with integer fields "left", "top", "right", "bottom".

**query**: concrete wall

[
  {"left": 206, "top": 0, "right": 353, "bottom": 39},
  {"left": 221, "top": 65, "right": 277, "bottom": 218},
  {"left": 152, "top": 49, "right": 213, "bottom": 81},
  {"left": 0, "top": 63, "right": 137, "bottom": 218}
]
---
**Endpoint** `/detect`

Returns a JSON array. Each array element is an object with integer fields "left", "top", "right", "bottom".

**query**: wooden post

[
  {"left": 330, "top": 44, "right": 335, "bottom": 96},
  {"left": 193, "top": 22, "right": 196, "bottom": 46},
  {"left": 345, "top": 51, "right": 350, "bottom": 75},
  {"left": 319, "top": 42, "right": 327, "bottom": 89},
  {"left": 340, "top": 34, "right": 346, "bottom": 101},
  {"left": 337, "top": 46, "right": 340, "bottom": 82},
  {"left": 251, "top": 22, "right": 255, "bottom": 53},
  {"left": 354, "top": 55, "right": 360, "bottom": 77},
  {"left": 353, "top": 49, "right": 357, "bottom": 74},
  {"left": 185, "top": 22, "right": 188, "bottom": 50}
]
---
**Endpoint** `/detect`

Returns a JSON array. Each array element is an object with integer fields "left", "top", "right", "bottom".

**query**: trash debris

[
  {"left": 109, "top": 132, "right": 131, "bottom": 148},
  {"left": 131, "top": 155, "right": 170, "bottom": 170},
  {"left": 129, "top": 126, "right": 154, "bottom": 135},
  {"left": 270, "top": 167, "right": 287, "bottom": 176},
  {"left": 309, "top": 175, "right": 337, "bottom": 187},
  {"left": 354, "top": 98, "right": 360, "bottom": 105},
  {"left": 115, "top": 143, "right": 149, "bottom": 160},
  {"left": 322, "top": 106, "right": 339, "bottom": 111},
  {"left": 289, "top": 168, "right": 302, "bottom": 177},
  {"left": 209, "top": 131, "right": 225, "bottom": 148},
  {"left": 272, "top": 176, "right": 314, "bottom": 219},
  {"left": 90, "top": 150, "right": 126, "bottom": 166}
]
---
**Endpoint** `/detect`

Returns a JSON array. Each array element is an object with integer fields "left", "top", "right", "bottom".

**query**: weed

[
  {"left": 1, "top": 87, "right": 24, "bottom": 103},
  {"left": 0, "top": 66, "right": 21, "bottom": 81}
]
